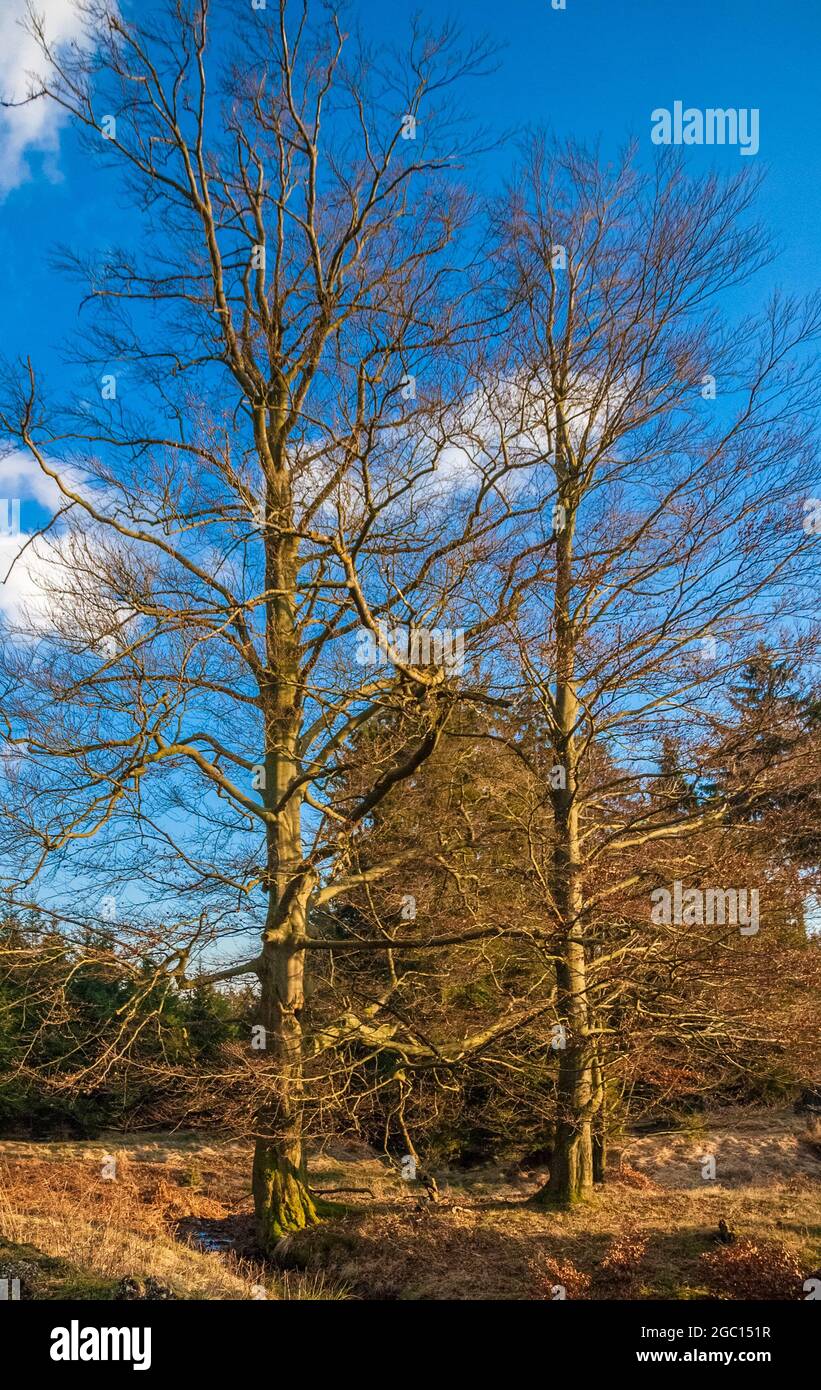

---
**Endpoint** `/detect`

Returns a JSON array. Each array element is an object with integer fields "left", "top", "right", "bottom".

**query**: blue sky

[
  {"left": 0, "top": 0, "right": 817, "bottom": 673},
  {"left": 0, "top": 0, "right": 817, "bottom": 932},
  {"left": 0, "top": 0, "right": 817, "bottom": 617},
  {"left": 1, "top": 0, "right": 820, "bottom": 399}
]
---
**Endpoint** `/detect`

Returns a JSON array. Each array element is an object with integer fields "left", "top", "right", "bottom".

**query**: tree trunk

[
  {"left": 532, "top": 471, "right": 599, "bottom": 1207},
  {"left": 591, "top": 1053, "right": 607, "bottom": 1183},
  {"left": 532, "top": 800, "right": 597, "bottom": 1207},
  {"left": 549, "top": 1111, "right": 593, "bottom": 1202},
  {"left": 252, "top": 467, "right": 320, "bottom": 1250},
  {"left": 592, "top": 1126, "right": 607, "bottom": 1184},
  {"left": 253, "top": 931, "right": 318, "bottom": 1247},
  {"left": 536, "top": 934, "right": 595, "bottom": 1206}
]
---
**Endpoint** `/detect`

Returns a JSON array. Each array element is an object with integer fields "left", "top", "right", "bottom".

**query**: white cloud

[
  {"left": 0, "top": 445, "right": 91, "bottom": 629},
  {"left": 0, "top": 444, "right": 150, "bottom": 657},
  {"left": 0, "top": 530, "right": 59, "bottom": 626},
  {"left": 0, "top": 444, "right": 71, "bottom": 510},
  {"left": 0, "top": 0, "right": 87, "bottom": 197}
]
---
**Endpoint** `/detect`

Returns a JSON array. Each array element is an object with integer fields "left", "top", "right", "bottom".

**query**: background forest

[
  {"left": 0, "top": 0, "right": 819, "bottom": 1304},
  {"left": 2, "top": 645, "right": 820, "bottom": 1166}
]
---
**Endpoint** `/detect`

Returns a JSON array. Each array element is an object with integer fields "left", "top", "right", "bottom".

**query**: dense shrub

[
  {"left": 700, "top": 1238, "right": 805, "bottom": 1300},
  {"left": 529, "top": 1254, "right": 591, "bottom": 1301}
]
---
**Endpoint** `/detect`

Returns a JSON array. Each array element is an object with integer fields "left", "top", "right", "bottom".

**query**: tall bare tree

[
  {"left": 0, "top": 0, "right": 542, "bottom": 1246},
  {"left": 481, "top": 139, "right": 821, "bottom": 1203}
]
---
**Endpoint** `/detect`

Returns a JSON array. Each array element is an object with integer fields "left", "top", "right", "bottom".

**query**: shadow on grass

[{"left": 256, "top": 1197, "right": 744, "bottom": 1300}]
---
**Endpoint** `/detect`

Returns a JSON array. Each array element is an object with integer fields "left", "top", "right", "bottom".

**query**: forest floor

[{"left": 0, "top": 1106, "right": 819, "bottom": 1300}]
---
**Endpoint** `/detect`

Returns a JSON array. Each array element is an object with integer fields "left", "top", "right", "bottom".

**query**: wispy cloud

[
  {"left": 0, "top": 0, "right": 87, "bottom": 197},
  {"left": 0, "top": 445, "right": 84, "bottom": 628},
  {"left": 0, "top": 444, "right": 69, "bottom": 511}
]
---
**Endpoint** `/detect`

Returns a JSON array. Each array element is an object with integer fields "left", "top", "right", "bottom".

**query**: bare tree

[
  {"left": 482, "top": 139, "right": 821, "bottom": 1203},
  {"left": 3, "top": 7, "right": 818, "bottom": 1242},
  {"left": 0, "top": 0, "right": 543, "bottom": 1246}
]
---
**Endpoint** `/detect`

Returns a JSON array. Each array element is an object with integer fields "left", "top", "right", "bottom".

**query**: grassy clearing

[
  {"left": 0, "top": 1143, "right": 296, "bottom": 1299},
  {"left": 0, "top": 1107, "right": 818, "bottom": 1300}
]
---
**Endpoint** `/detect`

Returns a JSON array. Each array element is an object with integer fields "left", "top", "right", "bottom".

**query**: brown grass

[
  {"left": 0, "top": 1141, "right": 281, "bottom": 1300},
  {"left": 0, "top": 1107, "right": 818, "bottom": 1300}
]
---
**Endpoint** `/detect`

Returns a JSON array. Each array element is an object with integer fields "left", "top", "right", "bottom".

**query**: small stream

[{"left": 177, "top": 1218, "right": 235, "bottom": 1254}]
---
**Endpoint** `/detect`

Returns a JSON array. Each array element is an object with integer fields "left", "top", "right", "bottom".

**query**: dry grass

[
  {"left": 271, "top": 1176, "right": 819, "bottom": 1300},
  {"left": 0, "top": 1107, "right": 818, "bottom": 1300},
  {"left": 272, "top": 1108, "right": 821, "bottom": 1300},
  {"left": 0, "top": 1157, "right": 267, "bottom": 1299},
  {"left": 620, "top": 1106, "right": 821, "bottom": 1187}
]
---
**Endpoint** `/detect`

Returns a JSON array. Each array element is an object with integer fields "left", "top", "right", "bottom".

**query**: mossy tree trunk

[
  {"left": 539, "top": 895, "right": 596, "bottom": 1206},
  {"left": 252, "top": 464, "right": 320, "bottom": 1250},
  {"left": 253, "top": 933, "right": 318, "bottom": 1246}
]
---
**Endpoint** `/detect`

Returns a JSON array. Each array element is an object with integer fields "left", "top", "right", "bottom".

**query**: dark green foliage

[{"left": 0, "top": 910, "right": 248, "bottom": 1136}]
